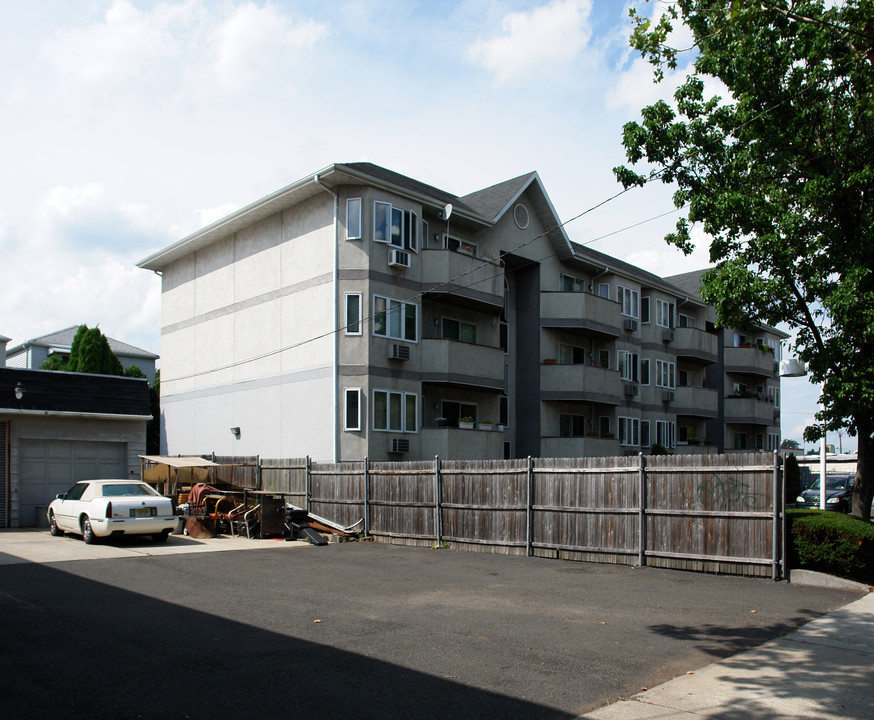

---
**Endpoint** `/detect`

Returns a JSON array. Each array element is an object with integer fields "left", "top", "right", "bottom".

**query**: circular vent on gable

[{"left": 514, "top": 203, "right": 530, "bottom": 229}]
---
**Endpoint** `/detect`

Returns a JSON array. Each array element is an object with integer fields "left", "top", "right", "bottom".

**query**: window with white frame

[
  {"left": 597, "top": 282, "right": 610, "bottom": 299},
  {"left": 619, "top": 416, "right": 640, "bottom": 446},
  {"left": 619, "top": 350, "right": 639, "bottom": 382},
  {"left": 560, "top": 273, "right": 585, "bottom": 292},
  {"left": 656, "top": 420, "right": 676, "bottom": 448},
  {"left": 346, "top": 198, "right": 361, "bottom": 240},
  {"left": 373, "top": 201, "right": 418, "bottom": 252},
  {"left": 768, "top": 433, "right": 780, "bottom": 451},
  {"left": 678, "top": 313, "right": 694, "bottom": 328},
  {"left": 768, "top": 386, "right": 780, "bottom": 407},
  {"left": 656, "top": 299, "right": 675, "bottom": 328},
  {"left": 640, "top": 420, "right": 651, "bottom": 448},
  {"left": 733, "top": 333, "right": 749, "bottom": 347},
  {"left": 617, "top": 285, "right": 639, "bottom": 318},
  {"left": 344, "top": 388, "right": 361, "bottom": 431},
  {"left": 373, "top": 389, "right": 417, "bottom": 432},
  {"left": 640, "top": 358, "right": 650, "bottom": 385},
  {"left": 345, "top": 293, "right": 362, "bottom": 335},
  {"left": 656, "top": 359, "right": 676, "bottom": 388},
  {"left": 373, "top": 295, "right": 417, "bottom": 342}
]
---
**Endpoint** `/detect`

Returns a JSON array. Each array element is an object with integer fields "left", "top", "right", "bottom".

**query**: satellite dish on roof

[{"left": 441, "top": 203, "right": 453, "bottom": 220}]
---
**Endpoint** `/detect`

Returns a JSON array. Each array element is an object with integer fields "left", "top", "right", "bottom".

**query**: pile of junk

[{"left": 139, "top": 455, "right": 361, "bottom": 545}]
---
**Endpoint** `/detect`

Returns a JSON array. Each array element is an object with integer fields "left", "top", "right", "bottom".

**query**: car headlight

[
  {"left": 795, "top": 496, "right": 806, "bottom": 503},
  {"left": 826, "top": 497, "right": 840, "bottom": 504}
]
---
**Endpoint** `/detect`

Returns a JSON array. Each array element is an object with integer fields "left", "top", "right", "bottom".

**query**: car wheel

[
  {"left": 153, "top": 530, "right": 170, "bottom": 543},
  {"left": 82, "top": 516, "right": 97, "bottom": 544},
  {"left": 49, "top": 512, "right": 64, "bottom": 537}
]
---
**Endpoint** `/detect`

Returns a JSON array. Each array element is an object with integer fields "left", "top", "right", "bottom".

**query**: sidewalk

[{"left": 579, "top": 587, "right": 873, "bottom": 720}]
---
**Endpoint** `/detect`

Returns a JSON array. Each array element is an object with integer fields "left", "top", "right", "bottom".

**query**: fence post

[
  {"left": 638, "top": 452, "right": 647, "bottom": 567},
  {"left": 772, "top": 450, "right": 780, "bottom": 581},
  {"left": 526, "top": 456, "right": 533, "bottom": 557},
  {"left": 305, "top": 455, "right": 311, "bottom": 512},
  {"left": 364, "top": 456, "right": 370, "bottom": 538},
  {"left": 434, "top": 455, "right": 442, "bottom": 546},
  {"left": 256, "top": 455, "right": 261, "bottom": 490}
]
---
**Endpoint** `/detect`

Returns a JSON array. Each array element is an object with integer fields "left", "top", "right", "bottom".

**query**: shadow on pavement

[{"left": 0, "top": 562, "right": 574, "bottom": 720}]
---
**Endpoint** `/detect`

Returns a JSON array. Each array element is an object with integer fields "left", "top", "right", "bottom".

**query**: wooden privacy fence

[
  {"left": 303, "top": 452, "right": 784, "bottom": 579},
  {"left": 186, "top": 452, "right": 784, "bottom": 578}
]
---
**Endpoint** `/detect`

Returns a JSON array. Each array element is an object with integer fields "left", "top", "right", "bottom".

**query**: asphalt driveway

[{"left": 0, "top": 534, "right": 860, "bottom": 719}]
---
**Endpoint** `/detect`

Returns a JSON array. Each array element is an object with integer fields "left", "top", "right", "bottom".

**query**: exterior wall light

[
  {"left": 14, "top": 382, "right": 24, "bottom": 400},
  {"left": 230, "top": 426, "right": 241, "bottom": 438}
]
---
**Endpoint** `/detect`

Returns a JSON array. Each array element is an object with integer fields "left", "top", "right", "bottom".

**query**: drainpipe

[{"left": 315, "top": 174, "right": 340, "bottom": 462}]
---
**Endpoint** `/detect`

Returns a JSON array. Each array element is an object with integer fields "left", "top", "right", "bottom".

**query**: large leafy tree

[{"left": 615, "top": 0, "right": 874, "bottom": 518}]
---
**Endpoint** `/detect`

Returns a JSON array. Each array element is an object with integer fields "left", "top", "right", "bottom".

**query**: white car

[{"left": 47, "top": 479, "right": 178, "bottom": 544}]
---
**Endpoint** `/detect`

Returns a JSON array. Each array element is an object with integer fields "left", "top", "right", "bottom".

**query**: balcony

[
  {"left": 419, "top": 338, "right": 505, "bottom": 391},
  {"left": 420, "top": 426, "right": 504, "bottom": 460},
  {"left": 421, "top": 249, "right": 503, "bottom": 310},
  {"left": 540, "top": 292, "right": 622, "bottom": 338},
  {"left": 673, "top": 386, "right": 718, "bottom": 418},
  {"left": 725, "top": 395, "right": 776, "bottom": 425},
  {"left": 540, "top": 363, "right": 623, "bottom": 404},
  {"left": 724, "top": 346, "right": 778, "bottom": 377},
  {"left": 541, "top": 436, "right": 621, "bottom": 458},
  {"left": 673, "top": 327, "right": 718, "bottom": 364}
]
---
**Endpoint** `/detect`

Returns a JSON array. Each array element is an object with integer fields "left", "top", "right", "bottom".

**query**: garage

[{"left": 18, "top": 439, "right": 127, "bottom": 528}]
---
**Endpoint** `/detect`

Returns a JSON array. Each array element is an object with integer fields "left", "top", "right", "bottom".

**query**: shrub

[{"left": 787, "top": 509, "right": 874, "bottom": 584}]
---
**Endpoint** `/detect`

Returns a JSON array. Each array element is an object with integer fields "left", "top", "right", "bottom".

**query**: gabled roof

[
  {"left": 7, "top": 326, "right": 158, "bottom": 359},
  {"left": 137, "top": 162, "right": 576, "bottom": 271}
]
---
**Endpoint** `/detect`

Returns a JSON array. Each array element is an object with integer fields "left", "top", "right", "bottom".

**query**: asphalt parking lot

[{"left": 0, "top": 530, "right": 861, "bottom": 719}]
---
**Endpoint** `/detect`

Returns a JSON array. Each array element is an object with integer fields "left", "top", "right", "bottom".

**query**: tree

[
  {"left": 615, "top": 0, "right": 874, "bottom": 518},
  {"left": 69, "top": 326, "right": 124, "bottom": 376}
]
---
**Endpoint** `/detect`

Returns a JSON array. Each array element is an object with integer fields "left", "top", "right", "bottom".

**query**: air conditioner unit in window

[
  {"left": 662, "top": 329, "right": 675, "bottom": 342},
  {"left": 662, "top": 390, "right": 675, "bottom": 402},
  {"left": 388, "top": 248, "right": 411, "bottom": 268},
  {"left": 387, "top": 438, "right": 410, "bottom": 453},
  {"left": 624, "top": 384, "right": 639, "bottom": 396},
  {"left": 388, "top": 343, "right": 410, "bottom": 361},
  {"left": 624, "top": 318, "right": 638, "bottom": 332}
]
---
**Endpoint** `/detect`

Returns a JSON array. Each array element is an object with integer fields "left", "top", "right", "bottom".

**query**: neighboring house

[
  {"left": 0, "top": 339, "right": 152, "bottom": 528},
  {"left": 5, "top": 325, "right": 159, "bottom": 385},
  {"left": 138, "top": 162, "right": 787, "bottom": 462}
]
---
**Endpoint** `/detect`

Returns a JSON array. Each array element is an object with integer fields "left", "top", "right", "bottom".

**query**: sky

[{"left": 0, "top": 0, "right": 842, "bottom": 453}]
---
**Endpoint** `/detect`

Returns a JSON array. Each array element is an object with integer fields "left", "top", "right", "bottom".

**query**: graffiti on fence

[{"left": 696, "top": 475, "right": 768, "bottom": 510}]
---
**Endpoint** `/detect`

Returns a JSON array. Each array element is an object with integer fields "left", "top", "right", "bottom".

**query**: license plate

[{"left": 133, "top": 507, "right": 153, "bottom": 517}]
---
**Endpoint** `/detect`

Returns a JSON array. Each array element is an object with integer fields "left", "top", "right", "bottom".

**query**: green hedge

[{"left": 787, "top": 509, "right": 874, "bottom": 585}]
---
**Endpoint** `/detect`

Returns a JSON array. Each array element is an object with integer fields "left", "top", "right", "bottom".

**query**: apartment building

[{"left": 137, "top": 162, "right": 786, "bottom": 461}]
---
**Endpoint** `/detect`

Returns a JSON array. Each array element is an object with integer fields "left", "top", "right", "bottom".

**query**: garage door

[{"left": 18, "top": 439, "right": 126, "bottom": 528}]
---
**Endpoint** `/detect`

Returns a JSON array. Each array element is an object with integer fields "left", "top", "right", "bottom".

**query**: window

[
  {"left": 733, "top": 432, "right": 748, "bottom": 450},
  {"left": 373, "top": 389, "right": 417, "bottom": 432},
  {"left": 559, "top": 344, "right": 585, "bottom": 365},
  {"left": 373, "top": 295, "right": 417, "bottom": 342},
  {"left": 678, "top": 313, "right": 694, "bottom": 328},
  {"left": 768, "top": 386, "right": 780, "bottom": 407},
  {"left": 442, "top": 317, "right": 477, "bottom": 343},
  {"left": 560, "top": 414, "right": 586, "bottom": 437},
  {"left": 444, "top": 234, "right": 477, "bottom": 256},
  {"left": 344, "top": 388, "right": 361, "bottom": 431},
  {"left": 617, "top": 285, "right": 639, "bottom": 318},
  {"left": 599, "top": 416, "right": 612, "bottom": 437},
  {"left": 755, "top": 433, "right": 765, "bottom": 450},
  {"left": 656, "top": 360, "right": 676, "bottom": 388},
  {"left": 640, "top": 420, "right": 651, "bottom": 448},
  {"left": 619, "top": 417, "right": 640, "bottom": 446},
  {"left": 618, "top": 350, "right": 639, "bottom": 382},
  {"left": 733, "top": 333, "right": 749, "bottom": 347},
  {"left": 768, "top": 433, "right": 780, "bottom": 451},
  {"left": 373, "top": 201, "right": 418, "bottom": 252},
  {"left": 346, "top": 198, "right": 361, "bottom": 240},
  {"left": 560, "top": 273, "right": 585, "bottom": 292},
  {"left": 345, "top": 293, "right": 362, "bottom": 335},
  {"left": 641, "top": 297, "right": 650, "bottom": 323},
  {"left": 442, "top": 401, "right": 477, "bottom": 427},
  {"left": 500, "top": 395, "right": 509, "bottom": 426},
  {"left": 656, "top": 420, "right": 676, "bottom": 449},
  {"left": 598, "top": 349, "right": 610, "bottom": 368},
  {"left": 640, "top": 358, "right": 650, "bottom": 385},
  {"left": 597, "top": 282, "right": 610, "bottom": 299},
  {"left": 656, "top": 299, "right": 675, "bottom": 328}
]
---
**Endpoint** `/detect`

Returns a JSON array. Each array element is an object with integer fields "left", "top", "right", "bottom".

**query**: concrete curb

[{"left": 788, "top": 568, "right": 872, "bottom": 593}]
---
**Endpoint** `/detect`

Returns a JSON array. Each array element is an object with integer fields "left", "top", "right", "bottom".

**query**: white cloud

[
  {"left": 467, "top": 0, "right": 593, "bottom": 86},
  {"left": 210, "top": 2, "right": 330, "bottom": 90}
]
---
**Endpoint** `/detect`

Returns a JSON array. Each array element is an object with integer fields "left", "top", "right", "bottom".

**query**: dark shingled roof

[{"left": 459, "top": 173, "right": 537, "bottom": 221}]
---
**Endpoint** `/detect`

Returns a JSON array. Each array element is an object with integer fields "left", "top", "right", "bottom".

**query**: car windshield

[
  {"left": 808, "top": 475, "right": 851, "bottom": 491},
  {"left": 100, "top": 483, "right": 159, "bottom": 497}
]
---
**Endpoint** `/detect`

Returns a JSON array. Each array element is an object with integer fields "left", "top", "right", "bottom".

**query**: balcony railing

[
  {"left": 540, "top": 292, "right": 622, "bottom": 337},
  {"left": 725, "top": 395, "right": 776, "bottom": 425},
  {"left": 540, "top": 436, "right": 621, "bottom": 458},
  {"left": 420, "top": 338, "right": 505, "bottom": 390},
  {"left": 673, "top": 386, "right": 718, "bottom": 418},
  {"left": 724, "top": 346, "right": 778, "bottom": 377},
  {"left": 420, "top": 426, "right": 504, "bottom": 460},
  {"left": 541, "top": 363, "right": 623, "bottom": 401},
  {"left": 421, "top": 249, "right": 503, "bottom": 308},
  {"left": 672, "top": 327, "right": 718, "bottom": 363}
]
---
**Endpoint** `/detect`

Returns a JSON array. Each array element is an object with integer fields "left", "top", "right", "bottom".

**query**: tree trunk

[{"left": 852, "top": 416, "right": 873, "bottom": 521}]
